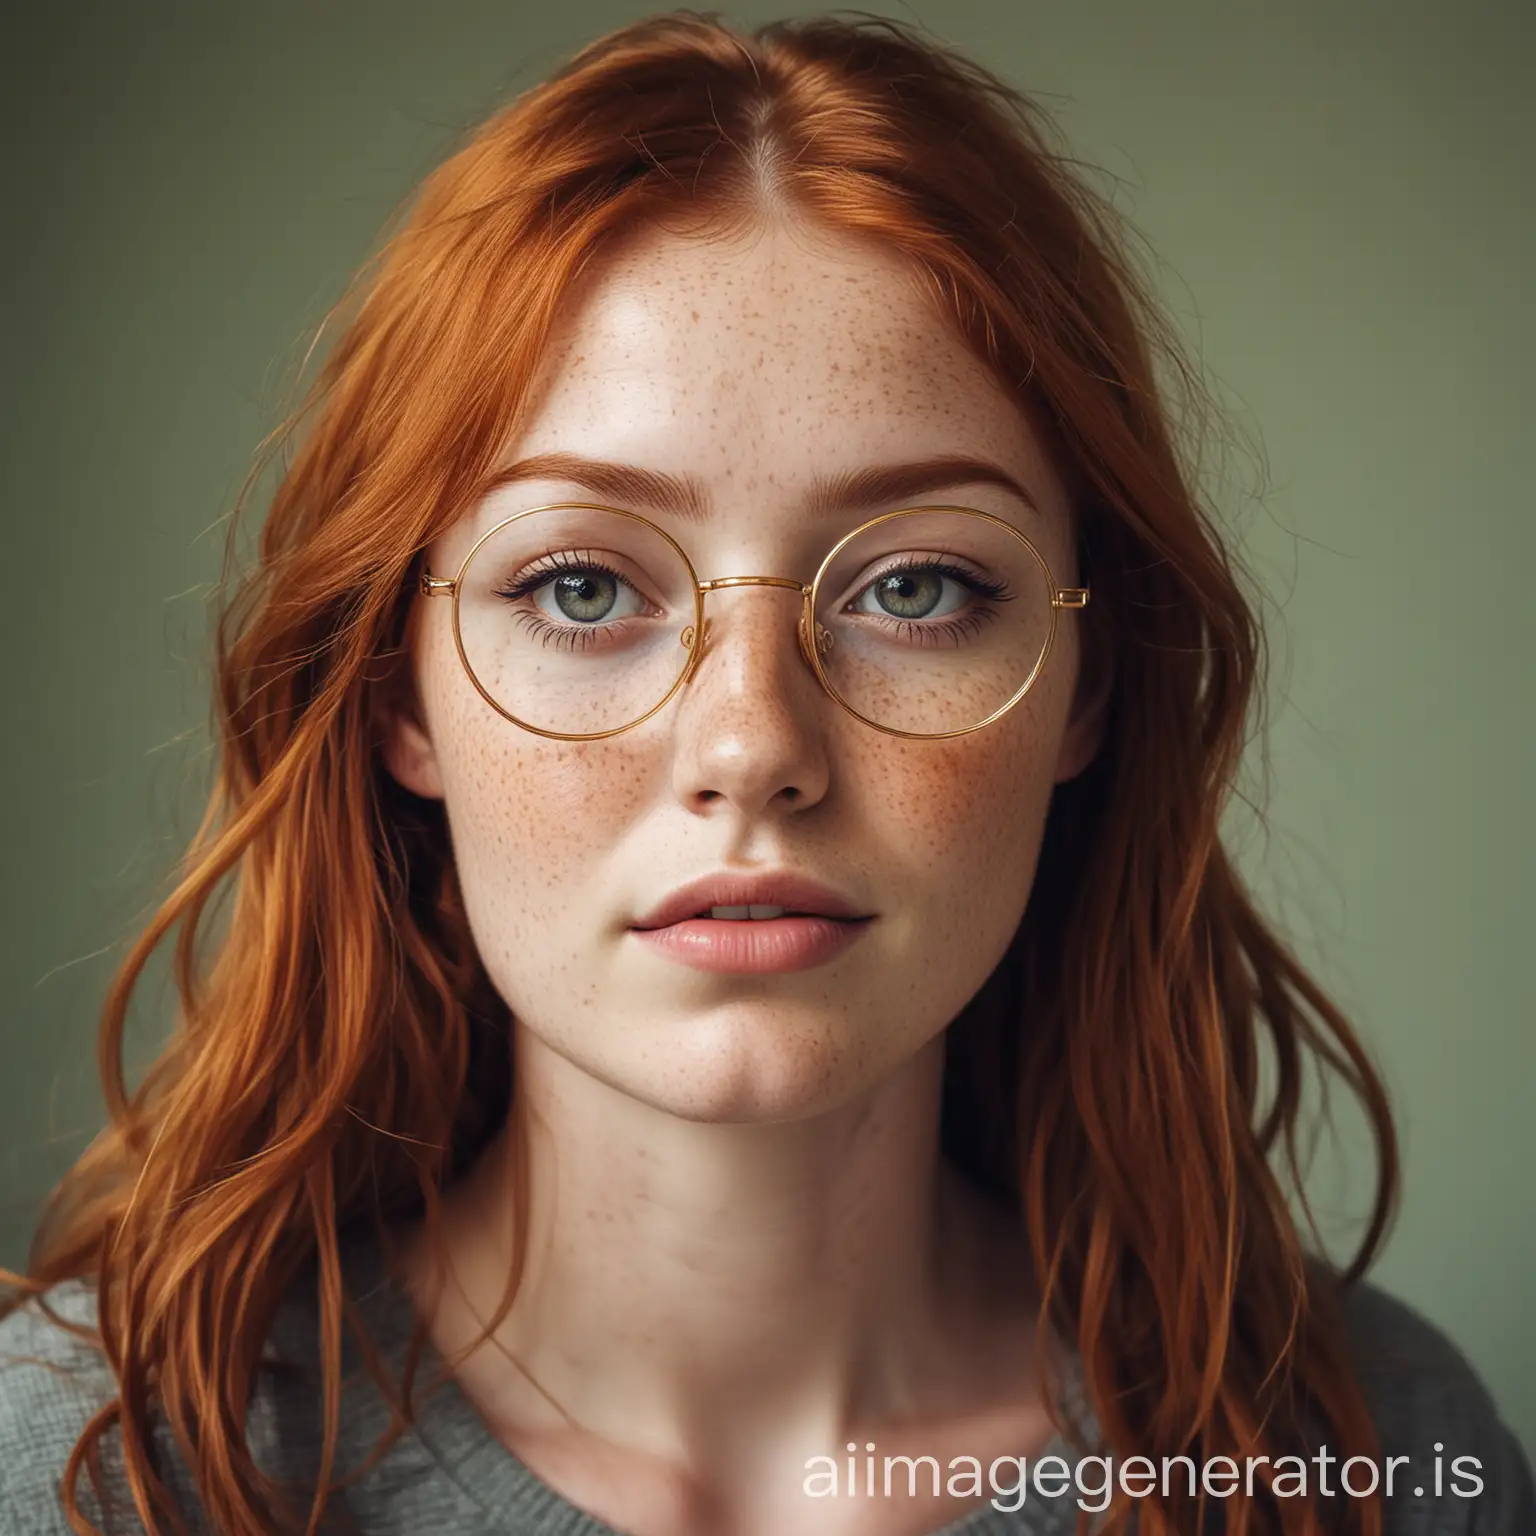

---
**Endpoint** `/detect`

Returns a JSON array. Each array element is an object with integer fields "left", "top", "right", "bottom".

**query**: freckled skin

[
  {"left": 382, "top": 228, "right": 1106, "bottom": 1530},
  {"left": 387, "top": 219, "right": 1099, "bottom": 1128}
]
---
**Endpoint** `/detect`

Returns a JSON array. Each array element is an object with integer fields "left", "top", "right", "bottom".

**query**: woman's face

[{"left": 385, "top": 220, "right": 1103, "bottom": 1124}]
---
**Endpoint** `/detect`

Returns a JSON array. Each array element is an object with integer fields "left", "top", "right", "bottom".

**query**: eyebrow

[{"left": 473, "top": 450, "right": 1042, "bottom": 522}]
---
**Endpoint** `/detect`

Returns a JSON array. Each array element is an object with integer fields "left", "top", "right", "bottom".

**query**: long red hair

[{"left": 2, "top": 12, "right": 1397, "bottom": 1534}]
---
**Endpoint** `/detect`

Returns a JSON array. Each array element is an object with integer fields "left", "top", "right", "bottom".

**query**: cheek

[
  {"left": 432, "top": 692, "right": 657, "bottom": 915},
  {"left": 417, "top": 595, "right": 655, "bottom": 825},
  {"left": 505, "top": 739, "right": 652, "bottom": 834},
  {"left": 855, "top": 693, "right": 1062, "bottom": 930}
]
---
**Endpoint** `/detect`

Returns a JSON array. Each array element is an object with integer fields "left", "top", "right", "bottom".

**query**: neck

[{"left": 399, "top": 1027, "right": 1038, "bottom": 1469}]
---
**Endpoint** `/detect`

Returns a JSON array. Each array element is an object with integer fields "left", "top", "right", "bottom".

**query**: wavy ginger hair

[{"left": 2, "top": 11, "right": 1398, "bottom": 1535}]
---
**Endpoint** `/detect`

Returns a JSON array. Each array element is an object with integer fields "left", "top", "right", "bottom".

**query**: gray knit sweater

[{"left": 1, "top": 1228, "right": 1530, "bottom": 1534}]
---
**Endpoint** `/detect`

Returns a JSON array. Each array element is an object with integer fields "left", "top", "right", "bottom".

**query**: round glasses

[{"left": 419, "top": 502, "right": 1089, "bottom": 741}]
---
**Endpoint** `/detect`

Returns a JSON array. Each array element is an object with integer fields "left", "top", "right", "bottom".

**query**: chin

[{"left": 598, "top": 1002, "right": 902, "bottom": 1126}]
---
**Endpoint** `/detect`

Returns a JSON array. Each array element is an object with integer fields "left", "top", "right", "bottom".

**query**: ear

[
  {"left": 1052, "top": 625, "right": 1114, "bottom": 785},
  {"left": 374, "top": 672, "right": 446, "bottom": 801}
]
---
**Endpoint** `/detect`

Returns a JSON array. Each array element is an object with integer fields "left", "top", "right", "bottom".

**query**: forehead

[{"left": 477, "top": 221, "right": 1070, "bottom": 543}]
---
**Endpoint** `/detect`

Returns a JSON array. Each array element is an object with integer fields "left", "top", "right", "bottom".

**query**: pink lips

[
  {"left": 630, "top": 913, "right": 872, "bottom": 974},
  {"left": 627, "top": 870, "right": 875, "bottom": 974}
]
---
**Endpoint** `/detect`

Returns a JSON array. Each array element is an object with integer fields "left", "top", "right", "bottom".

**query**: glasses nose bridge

[
  {"left": 688, "top": 572, "right": 822, "bottom": 679},
  {"left": 697, "top": 573, "right": 811, "bottom": 597}
]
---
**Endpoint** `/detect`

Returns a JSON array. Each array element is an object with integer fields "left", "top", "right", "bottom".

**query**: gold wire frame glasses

[{"left": 419, "top": 501, "right": 1089, "bottom": 741}]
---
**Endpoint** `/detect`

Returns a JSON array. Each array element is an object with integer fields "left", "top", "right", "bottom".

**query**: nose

[{"left": 667, "top": 585, "right": 832, "bottom": 818}]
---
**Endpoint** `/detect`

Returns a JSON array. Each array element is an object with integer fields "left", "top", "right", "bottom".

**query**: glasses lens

[
  {"left": 454, "top": 506, "right": 696, "bottom": 736},
  {"left": 811, "top": 509, "right": 1054, "bottom": 735}
]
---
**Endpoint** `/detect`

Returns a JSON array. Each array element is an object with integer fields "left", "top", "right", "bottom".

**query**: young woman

[{"left": 1, "top": 12, "right": 1529, "bottom": 1536}]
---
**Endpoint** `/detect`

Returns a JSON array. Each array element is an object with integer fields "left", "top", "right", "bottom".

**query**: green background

[{"left": 2, "top": 0, "right": 1531, "bottom": 1456}]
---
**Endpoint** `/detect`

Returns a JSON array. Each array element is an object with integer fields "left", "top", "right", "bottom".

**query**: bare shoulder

[
  {"left": 0, "top": 1280, "right": 137, "bottom": 1534},
  {"left": 1335, "top": 1278, "right": 1534, "bottom": 1533}
]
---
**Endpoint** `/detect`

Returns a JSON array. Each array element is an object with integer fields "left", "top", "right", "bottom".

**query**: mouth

[
  {"left": 687, "top": 905, "right": 843, "bottom": 922},
  {"left": 629, "top": 906, "right": 874, "bottom": 932},
  {"left": 627, "top": 909, "right": 874, "bottom": 974},
  {"left": 629, "top": 872, "right": 874, "bottom": 934}
]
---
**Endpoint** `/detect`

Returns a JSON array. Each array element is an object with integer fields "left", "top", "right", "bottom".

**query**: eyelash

[
  {"left": 494, "top": 549, "right": 631, "bottom": 601},
  {"left": 855, "top": 556, "right": 1013, "bottom": 647},
  {"left": 493, "top": 551, "right": 641, "bottom": 652},
  {"left": 493, "top": 552, "right": 1015, "bottom": 650}
]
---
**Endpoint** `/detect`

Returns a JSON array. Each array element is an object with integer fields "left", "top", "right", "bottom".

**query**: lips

[{"left": 629, "top": 871, "right": 872, "bottom": 932}]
